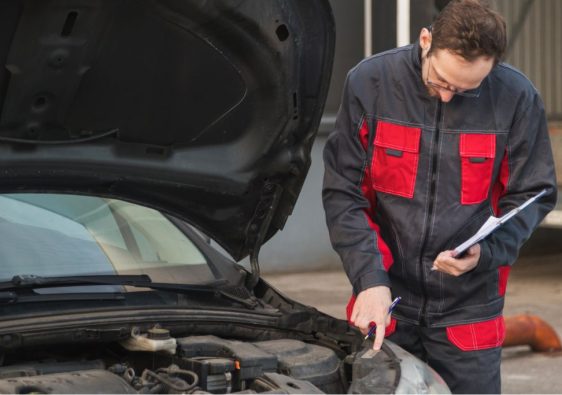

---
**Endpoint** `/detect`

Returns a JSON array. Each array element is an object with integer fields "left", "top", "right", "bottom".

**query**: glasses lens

[
  {"left": 426, "top": 57, "right": 480, "bottom": 98},
  {"left": 427, "top": 71, "right": 480, "bottom": 97}
]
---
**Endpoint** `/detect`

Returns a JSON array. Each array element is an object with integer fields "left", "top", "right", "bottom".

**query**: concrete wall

[{"left": 492, "top": 0, "right": 562, "bottom": 121}]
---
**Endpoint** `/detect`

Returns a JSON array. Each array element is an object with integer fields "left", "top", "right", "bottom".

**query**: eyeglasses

[{"left": 425, "top": 57, "right": 481, "bottom": 98}]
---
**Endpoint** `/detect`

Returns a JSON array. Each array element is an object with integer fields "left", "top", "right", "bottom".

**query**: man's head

[{"left": 419, "top": 0, "right": 507, "bottom": 102}]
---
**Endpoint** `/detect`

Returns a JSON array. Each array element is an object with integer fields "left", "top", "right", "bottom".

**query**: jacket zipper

[{"left": 418, "top": 100, "right": 442, "bottom": 326}]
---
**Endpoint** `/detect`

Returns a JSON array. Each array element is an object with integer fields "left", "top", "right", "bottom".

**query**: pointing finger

[{"left": 372, "top": 321, "right": 385, "bottom": 351}]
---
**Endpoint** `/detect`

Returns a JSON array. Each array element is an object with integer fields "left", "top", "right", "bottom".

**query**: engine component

[
  {"left": 178, "top": 336, "right": 347, "bottom": 393},
  {"left": 253, "top": 339, "right": 343, "bottom": 393},
  {"left": 182, "top": 357, "right": 235, "bottom": 393},
  {"left": 0, "top": 335, "right": 352, "bottom": 394},
  {"left": 120, "top": 326, "right": 177, "bottom": 355},
  {"left": 250, "top": 372, "right": 323, "bottom": 394},
  {"left": 347, "top": 344, "right": 399, "bottom": 394},
  {"left": 178, "top": 335, "right": 277, "bottom": 382},
  {"left": 0, "top": 369, "right": 136, "bottom": 394},
  {"left": 0, "top": 359, "right": 105, "bottom": 379},
  {"left": 133, "top": 364, "right": 199, "bottom": 394}
]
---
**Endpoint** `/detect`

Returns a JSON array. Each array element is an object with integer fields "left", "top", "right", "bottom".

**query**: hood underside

[{"left": 0, "top": 0, "right": 335, "bottom": 260}]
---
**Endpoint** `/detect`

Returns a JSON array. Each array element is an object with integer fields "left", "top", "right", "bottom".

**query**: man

[{"left": 322, "top": 0, "right": 557, "bottom": 393}]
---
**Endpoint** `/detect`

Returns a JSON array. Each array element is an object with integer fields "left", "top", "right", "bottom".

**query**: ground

[{"left": 264, "top": 251, "right": 562, "bottom": 394}]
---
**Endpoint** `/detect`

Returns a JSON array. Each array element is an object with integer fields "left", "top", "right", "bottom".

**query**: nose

[{"left": 439, "top": 91, "right": 455, "bottom": 103}]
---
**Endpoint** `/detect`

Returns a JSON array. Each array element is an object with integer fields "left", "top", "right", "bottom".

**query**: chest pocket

[
  {"left": 459, "top": 133, "right": 497, "bottom": 205},
  {"left": 371, "top": 121, "right": 421, "bottom": 199}
]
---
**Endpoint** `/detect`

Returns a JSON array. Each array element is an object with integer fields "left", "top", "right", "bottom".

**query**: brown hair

[{"left": 429, "top": 0, "right": 507, "bottom": 65}]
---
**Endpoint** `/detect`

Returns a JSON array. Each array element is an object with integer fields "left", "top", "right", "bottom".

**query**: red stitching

[
  {"left": 409, "top": 150, "right": 420, "bottom": 196},
  {"left": 372, "top": 184, "right": 415, "bottom": 198},
  {"left": 460, "top": 134, "right": 496, "bottom": 205},
  {"left": 447, "top": 327, "right": 499, "bottom": 351},
  {"left": 459, "top": 133, "right": 496, "bottom": 157},
  {"left": 371, "top": 121, "right": 421, "bottom": 199},
  {"left": 446, "top": 317, "right": 505, "bottom": 351},
  {"left": 374, "top": 137, "right": 420, "bottom": 152},
  {"left": 470, "top": 323, "right": 478, "bottom": 349},
  {"left": 372, "top": 150, "right": 418, "bottom": 198},
  {"left": 446, "top": 327, "right": 470, "bottom": 350},
  {"left": 374, "top": 122, "right": 421, "bottom": 153}
]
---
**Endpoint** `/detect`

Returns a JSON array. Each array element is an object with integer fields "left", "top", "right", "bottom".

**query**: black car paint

[{"left": 0, "top": 0, "right": 336, "bottom": 261}]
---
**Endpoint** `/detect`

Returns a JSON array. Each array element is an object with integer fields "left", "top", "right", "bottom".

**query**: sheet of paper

[{"left": 452, "top": 189, "right": 547, "bottom": 257}]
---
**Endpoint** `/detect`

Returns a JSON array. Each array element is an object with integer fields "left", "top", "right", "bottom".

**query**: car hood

[{"left": 0, "top": 0, "right": 335, "bottom": 260}]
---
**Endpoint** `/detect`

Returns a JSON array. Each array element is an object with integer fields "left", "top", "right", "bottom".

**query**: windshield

[{"left": 0, "top": 194, "right": 215, "bottom": 285}]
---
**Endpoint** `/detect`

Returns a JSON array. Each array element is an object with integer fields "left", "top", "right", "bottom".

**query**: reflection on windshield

[
  {"left": 0, "top": 194, "right": 210, "bottom": 285},
  {"left": 0, "top": 196, "right": 114, "bottom": 280}
]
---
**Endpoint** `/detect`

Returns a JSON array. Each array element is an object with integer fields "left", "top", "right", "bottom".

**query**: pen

[{"left": 364, "top": 296, "right": 402, "bottom": 340}]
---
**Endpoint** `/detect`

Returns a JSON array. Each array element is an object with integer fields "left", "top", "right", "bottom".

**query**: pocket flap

[
  {"left": 446, "top": 316, "right": 505, "bottom": 351},
  {"left": 374, "top": 121, "right": 421, "bottom": 153},
  {"left": 460, "top": 133, "right": 496, "bottom": 158}
]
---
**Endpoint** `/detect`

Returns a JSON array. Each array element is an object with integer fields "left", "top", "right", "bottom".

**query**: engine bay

[{"left": 0, "top": 327, "right": 349, "bottom": 394}]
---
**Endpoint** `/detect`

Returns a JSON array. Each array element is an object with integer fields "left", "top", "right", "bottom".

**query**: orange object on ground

[{"left": 503, "top": 314, "right": 562, "bottom": 352}]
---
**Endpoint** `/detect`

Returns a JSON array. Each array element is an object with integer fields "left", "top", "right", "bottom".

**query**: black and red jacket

[{"left": 322, "top": 43, "right": 557, "bottom": 329}]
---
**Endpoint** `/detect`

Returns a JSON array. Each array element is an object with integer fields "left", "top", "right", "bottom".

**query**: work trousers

[{"left": 387, "top": 320, "right": 502, "bottom": 394}]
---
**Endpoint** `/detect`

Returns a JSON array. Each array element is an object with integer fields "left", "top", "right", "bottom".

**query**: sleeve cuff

[{"left": 352, "top": 269, "right": 391, "bottom": 294}]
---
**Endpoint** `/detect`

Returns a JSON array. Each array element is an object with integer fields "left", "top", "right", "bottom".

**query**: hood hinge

[{"left": 245, "top": 182, "right": 283, "bottom": 290}]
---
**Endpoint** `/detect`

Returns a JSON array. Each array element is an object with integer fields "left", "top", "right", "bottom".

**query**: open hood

[{"left": 0, "top": 0, "right": 335, "bottom": 260}]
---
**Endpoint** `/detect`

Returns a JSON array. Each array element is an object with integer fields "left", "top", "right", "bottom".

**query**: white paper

[{"left": 452, "top": 189, "right": 547, "bottom": 257}]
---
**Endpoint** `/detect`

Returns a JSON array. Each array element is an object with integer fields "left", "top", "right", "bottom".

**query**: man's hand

[
  {"left": 350, "top": 286, "right": 391, "bottom": 351},
  {"left": 432, "top": 244, "right": 481, "bottom": 276}
]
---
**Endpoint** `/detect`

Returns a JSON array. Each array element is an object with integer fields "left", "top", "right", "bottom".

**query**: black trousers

[{"left": 387, "top": 320, "right": 502, "bottom": 394}]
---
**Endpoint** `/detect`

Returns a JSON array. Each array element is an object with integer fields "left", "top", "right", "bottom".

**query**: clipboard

[{"left": 453, "top": 189, "right": 548, "bottom": 257}]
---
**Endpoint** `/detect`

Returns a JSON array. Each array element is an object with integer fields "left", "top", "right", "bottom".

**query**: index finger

[{"left": 372, "top": 320, "right": 385, "bottom": 351}]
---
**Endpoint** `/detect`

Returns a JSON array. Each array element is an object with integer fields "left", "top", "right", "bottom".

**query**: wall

[
  {"left": 254, "top": 136, "right": 341, "bottom": 274},
  {"left": 492, "top": 0, "right": 562, "bottom": 121}
]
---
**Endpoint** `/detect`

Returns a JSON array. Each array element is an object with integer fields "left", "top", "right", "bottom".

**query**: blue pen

[{"left": 364, "top": 296, "right": 402, "bottom": 340}]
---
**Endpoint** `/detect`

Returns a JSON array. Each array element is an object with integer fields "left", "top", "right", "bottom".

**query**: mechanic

[{"left": 322, "top": 0, "right": 557, "bottom": 393}]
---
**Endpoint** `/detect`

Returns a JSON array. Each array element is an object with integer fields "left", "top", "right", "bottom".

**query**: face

[{"left": 419, "top": 28, "right": 494, "bottom": 103}]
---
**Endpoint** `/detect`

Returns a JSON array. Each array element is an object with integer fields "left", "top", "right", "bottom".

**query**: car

[{"left": 0, "top": 0, "right": 450, "bottom": 393}]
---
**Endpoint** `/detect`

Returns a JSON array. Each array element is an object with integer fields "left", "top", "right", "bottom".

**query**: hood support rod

[{"left": 246, "top": 182, "right": 283, "bottom": 290}]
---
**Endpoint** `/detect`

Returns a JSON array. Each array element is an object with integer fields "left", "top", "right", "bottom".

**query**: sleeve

[
  {"left": 477, "top": 92, "right": 557, "bottom": 270},
  {"left": 322, "top": 71, "right": 392, "bottom": 294}
]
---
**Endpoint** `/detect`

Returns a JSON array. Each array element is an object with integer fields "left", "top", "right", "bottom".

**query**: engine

[{"left": 0, "top": 329, "right": 346, "bottom": 394}]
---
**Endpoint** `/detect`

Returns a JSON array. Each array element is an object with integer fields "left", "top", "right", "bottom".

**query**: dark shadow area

[{"left": 520, "top": 227, "right": 562, "bottom": 257}]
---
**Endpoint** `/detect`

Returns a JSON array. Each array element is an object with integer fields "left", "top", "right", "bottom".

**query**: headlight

[
  {"left": 386, "top": 341, "right": 451, "bottom": 394},
  {"left": 348, "top": 341, "right": 450, "bottom": 394}
]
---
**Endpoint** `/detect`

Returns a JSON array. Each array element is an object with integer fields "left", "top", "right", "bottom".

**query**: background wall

[{"left": 492, "top": 0, "right": 562, "bottom": 121}]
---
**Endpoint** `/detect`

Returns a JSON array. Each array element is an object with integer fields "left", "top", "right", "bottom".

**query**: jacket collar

[{"left": 411, "top": 39, "right": 422, "bottom": 71}]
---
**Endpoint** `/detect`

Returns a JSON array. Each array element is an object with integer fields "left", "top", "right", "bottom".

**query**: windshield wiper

[
  {"left": 0, "top": 275, "right": 257, "bottom": 308},
  {"left": 0, "top": 292, "right": 17, "bottom": 304},
  {"left": 4, "top": 274, "right": 153, "bottom": 289},
  {"left": 5, "top": 274, "right": 226, "bottom": 291}
]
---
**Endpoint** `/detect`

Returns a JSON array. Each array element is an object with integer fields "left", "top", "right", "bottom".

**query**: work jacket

[{"left": 322, "top": 43, "right": 557, "bottom": 330}]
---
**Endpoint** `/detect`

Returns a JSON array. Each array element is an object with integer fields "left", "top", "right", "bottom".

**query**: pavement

[{"left": 264, "top": 253, "right": 562, "bottom": 394}]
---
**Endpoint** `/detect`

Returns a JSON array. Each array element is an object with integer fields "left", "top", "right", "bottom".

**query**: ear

[{"left": 419, "top": 27, "right": 432, "bottom": 53}]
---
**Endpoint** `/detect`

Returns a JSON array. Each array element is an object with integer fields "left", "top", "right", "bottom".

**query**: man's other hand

[
  {"left": 350, "top": 286, "right": 391, "bottom": 351},
  {"left": 432, "top": 244, "right": 481, "bottom": 276}
]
